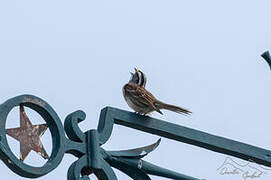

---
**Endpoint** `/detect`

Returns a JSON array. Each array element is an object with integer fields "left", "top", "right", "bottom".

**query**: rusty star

[{"left": 6, "top": 105, "right": 49, "bottom": 161}]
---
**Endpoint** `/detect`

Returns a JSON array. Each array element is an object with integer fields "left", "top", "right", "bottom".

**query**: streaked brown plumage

[{"left": 123, "top": 68, "right": 191, "bottom": 115}]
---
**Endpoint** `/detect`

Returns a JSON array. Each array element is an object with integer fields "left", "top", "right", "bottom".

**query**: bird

[{"left": 122, "top": 68, "right": 191, "bottom": 116}]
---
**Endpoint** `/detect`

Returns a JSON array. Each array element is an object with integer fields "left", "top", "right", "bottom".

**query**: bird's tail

[{"left": 155, "top": 101, "right": 192, "bottom": 115}]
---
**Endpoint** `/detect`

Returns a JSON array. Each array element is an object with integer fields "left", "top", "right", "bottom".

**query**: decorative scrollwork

[
  {"left": 64, "top": 109, "right": 161, "bottom": 180},
  {"left": 0, "top": 95, "right": 184, "bottom": 180},
  {"left": 2, "top": 52, "right": 271, "bottom": 179}
]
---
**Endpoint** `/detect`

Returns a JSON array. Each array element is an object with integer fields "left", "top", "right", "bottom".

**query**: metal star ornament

[{"left": 6, "top": 105, "right": 49, "bottom": 161}]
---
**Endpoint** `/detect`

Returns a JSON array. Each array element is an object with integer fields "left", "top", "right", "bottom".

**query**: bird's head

[{"left": 129, "top": 68, "right": 147, "bottom": 87}]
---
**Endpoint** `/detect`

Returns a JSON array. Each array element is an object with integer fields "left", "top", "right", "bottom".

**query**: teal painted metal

[
  {"left": 99, "top": 106, "right": 271, "bottom": 167},
  {"left": 0, "top": 95, "right": 200, "bottom": 180},
  {"left": 1, "top": 95, "right": 271, "bottom": 179},
  {"left": 0, "top": 95, "right": 65, "bottom": 178},
  {"left": 262, "top": 51, "right": 271, "bottom": 69},
  {"left": 1, "top": 52, "right": 270, "bottom": 179}
]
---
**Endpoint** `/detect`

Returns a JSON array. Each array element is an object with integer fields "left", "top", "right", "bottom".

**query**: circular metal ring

[{"left": 0, "top": 95, "right": 65, "bottom": 178}]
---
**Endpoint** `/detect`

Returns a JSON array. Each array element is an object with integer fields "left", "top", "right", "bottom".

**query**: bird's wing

[{"left": 124, "top": 84, "right": 157, "bottom": 110}]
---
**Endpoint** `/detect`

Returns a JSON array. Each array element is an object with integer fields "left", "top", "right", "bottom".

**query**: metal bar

[
  {"left": 114, "top": 158, "right": 201, "bottom": 180},
  {"left": 86, "top": 130, "right": 100, "bottom": 169},
  {"left": 102, "top": 106, "right": 271, "bottom": 168},
  {"left": 262, "top": 51, "right": 271, "bottom": 69}
]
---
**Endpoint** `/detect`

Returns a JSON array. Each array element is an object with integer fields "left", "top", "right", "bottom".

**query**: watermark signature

[{"left": 217, "top": 157, "right": 271, "bottom": 180}]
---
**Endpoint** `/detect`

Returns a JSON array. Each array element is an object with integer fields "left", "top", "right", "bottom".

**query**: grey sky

[{"left": 1, "top": 0, "right": 271, "bottom": 179}]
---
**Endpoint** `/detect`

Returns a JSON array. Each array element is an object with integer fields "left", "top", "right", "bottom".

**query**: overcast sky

[{"left": 1, "top": 0, "right": 271, "bottom": 180}]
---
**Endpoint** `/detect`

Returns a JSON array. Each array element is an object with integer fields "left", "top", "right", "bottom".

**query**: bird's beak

[{"left": 134, "top": 68, "right": 140, "bottom": 73}]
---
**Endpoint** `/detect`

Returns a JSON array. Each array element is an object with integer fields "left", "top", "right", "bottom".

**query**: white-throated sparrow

[{"left": 123, "top": 68, "right": 191, "bottom": 115}]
